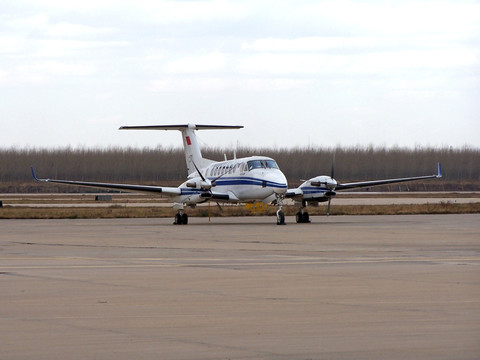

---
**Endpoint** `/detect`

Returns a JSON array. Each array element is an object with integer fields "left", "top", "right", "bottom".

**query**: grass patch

[{"left": 1, "top": 202, "right": 479, "bottom": 219}]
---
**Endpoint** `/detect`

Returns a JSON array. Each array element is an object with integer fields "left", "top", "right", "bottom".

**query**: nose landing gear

[{"left": 275, "top": 194, "right": 286, "bottom": 225}]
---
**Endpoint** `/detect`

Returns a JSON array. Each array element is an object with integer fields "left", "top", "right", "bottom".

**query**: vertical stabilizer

[
  {"left": 180, "top": 125, "right": 204, "bottom": 176},
  {"left": 119, "top": 124, "right": 243, "bottom": 176}
]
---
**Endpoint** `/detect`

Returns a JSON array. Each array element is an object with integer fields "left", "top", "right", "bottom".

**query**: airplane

[{"left": 31, "top": 124, "right": 442, "bottom": 225}]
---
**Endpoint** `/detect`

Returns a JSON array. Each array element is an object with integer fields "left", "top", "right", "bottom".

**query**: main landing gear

[
  {"left": 174, "top": 210, "right": 188, "bottom": 225},
  {"left": 276, "top": 194, "right": 286, "bottom": 225},
  {"left": 296, "top": 201, "right": 311, "bottom": 223}
]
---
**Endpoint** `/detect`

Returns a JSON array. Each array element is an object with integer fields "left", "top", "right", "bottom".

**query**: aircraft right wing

[{"left": 30, "top": 166, "right": 181, "bottom": 195}]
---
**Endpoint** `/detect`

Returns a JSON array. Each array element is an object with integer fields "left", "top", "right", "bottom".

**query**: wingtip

[
  {"left": 30, "top": 166, "right": 39, "bottom": 181},
  {"left": 30, "top": 166, "right": 48, "bottom": 182},
  {"left": 437, "top": 162, "right": 443, "bottom": 178}
]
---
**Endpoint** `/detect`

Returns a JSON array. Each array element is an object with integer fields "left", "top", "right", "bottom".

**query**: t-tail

[{"left": 119, "top": 124, "right": 243, "bottom": 176}]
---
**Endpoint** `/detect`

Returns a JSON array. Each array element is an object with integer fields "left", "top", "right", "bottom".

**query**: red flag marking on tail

[{"left": 186, "top": 136, "right": 191, "bottom": 145}]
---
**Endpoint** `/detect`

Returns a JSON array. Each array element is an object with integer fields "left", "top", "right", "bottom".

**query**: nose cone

[
  {"left": 327, "top": 178, "right": 337, "bottom": 190},
  {"left": 269, "top": 170, "right": 288, "bottom": 194}
]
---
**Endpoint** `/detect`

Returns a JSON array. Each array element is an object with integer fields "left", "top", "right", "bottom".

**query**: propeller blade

[
  {"left": 326, "top": 197, "right": 332, "bottom": 216},
  {"left": 192, "top": 161, "right": 206, "bottom": 182},
  {"left": 211, "top": 173, "right": 225, "bottom": 187},
  {"left": 330, "top": 152, "right": 335, "bottom": 179}
]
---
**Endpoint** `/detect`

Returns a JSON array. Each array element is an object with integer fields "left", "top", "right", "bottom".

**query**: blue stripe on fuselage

[
  {"left": 212, "top": 176, "right": 287, "bottom": 189},
  {"left": 180, "top": 176, "right": 287, "bottom": 195},
  {"left": 300, "top": 186, "right": 329, "bottom": 195}
]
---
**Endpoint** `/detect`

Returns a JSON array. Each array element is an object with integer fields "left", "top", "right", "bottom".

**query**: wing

[
  {"left": 335, "top": 162, "right": 442, "bottom": 191},
  {"left": 286, "top": 162, "right": 442, "bottom": 201},
  {"left": 30, "top": 167, "right": 181, "bottom": 196}
]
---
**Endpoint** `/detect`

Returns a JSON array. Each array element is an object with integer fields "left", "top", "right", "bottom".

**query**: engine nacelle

[
  {"left": 184, "top": 192, "right": 212, "bottom": 205},
  {"left": 308, "top": 175, "right": 337, "bottom": 190},
  {"left": 186, "top": 177, "right": 212, "bottom": 190}
]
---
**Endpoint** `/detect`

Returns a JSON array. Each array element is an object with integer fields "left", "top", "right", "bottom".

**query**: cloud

[
  {"left": 238, "top": 77, "right": 310, "bottom": 92},
  {"left": 149, "top": 77, "right": 231, "bottom": 92},
  {"left": 238, "top": 53, "right": 349, "bottom": 75},
  {"left": 86, "top": 115, "right": 120, "bottom": 125},
  {"left": 45, "top": 22, "right": 117, "bottom": 38},
  {"left": 148, "top": 76, "right": 309, "bottom": 92},
  {"left": 162, "top": 52, "right": 229, "bottom": 74},
  {"left": 137, "top": 0, "right": 252, "bottom": 24},
  {"left": 296, "top": 0, "right": 480, "bottom": 36},
  {"left": 13, "top": 60, "right": 97, "bottom": 84},
  {"left": 239, "top": 35, "right": 478, "bottom": 76},
  {"left": 0, "top": 0, "right": 478, "bottom": 149},
  {"left": 242, "top": 37, "right": 380, "bottom": 53}
]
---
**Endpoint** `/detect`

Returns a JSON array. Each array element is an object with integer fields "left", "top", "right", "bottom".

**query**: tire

[
  {"left": 277, "top": 210, "right": 285, "bottom": 225},
  {"left": 174, "top": 213, "right": 182, "bottom": 225},
  {"left": 181, "top": 213, "right": 188, "bottom": 225},
  {"left": 296, "top": 212, "right": 302, "bottom": 223},
  {"left": 302, "top": 212, "right": 310, "bottom": 223}
]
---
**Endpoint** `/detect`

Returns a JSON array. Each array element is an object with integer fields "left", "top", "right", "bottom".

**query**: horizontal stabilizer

[{"left": 119, "top": 124, "right": 243, "bottom": 131}]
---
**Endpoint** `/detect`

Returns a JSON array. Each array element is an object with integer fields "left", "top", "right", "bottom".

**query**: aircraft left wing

[
  {"left": 335, "top": 162, "right": 442, "bottom": 190},
  {"left": 286, "top": 162, "right": 442, "bottom": 201},
  {"left": 30, "top": 167, "right": 181, "bottom": 195}
]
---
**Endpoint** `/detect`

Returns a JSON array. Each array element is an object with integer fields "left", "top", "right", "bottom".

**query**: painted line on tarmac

[{"left": 1, "top": 257, "right": 479, "bottom": 270}]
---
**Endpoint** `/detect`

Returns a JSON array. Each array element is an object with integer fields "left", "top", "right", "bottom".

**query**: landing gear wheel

[
  {"left": 276, "top": 210, "right": 285, "bottom": 225},
  {"left": 174, "top": 212, "right": 188, "bottom": 225},
  {"left": 296, "top": 211, "right": 311, "bottom": 223},
  {"left": 174, "top": 213, "right": 182, "bottom": 225},
  {"left": 302, "top": 211, "right": 310, "bottom": 223}
]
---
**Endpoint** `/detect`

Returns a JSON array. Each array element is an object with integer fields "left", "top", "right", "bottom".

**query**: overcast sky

[{"left": 1, "top": 0, "right": 479, "bottom": 150}]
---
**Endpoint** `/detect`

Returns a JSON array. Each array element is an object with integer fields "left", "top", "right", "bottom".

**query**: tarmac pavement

[{"left": 1, "top": 214, "right": 479, "bottom": 359}]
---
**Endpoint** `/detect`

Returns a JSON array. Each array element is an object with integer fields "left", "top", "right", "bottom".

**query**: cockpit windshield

[
  {"left": 265, "top": 160, "right": 279, "bottom": 169},
  {"left": 247, "top": 159, "right": 279, "bottom": 171},
  {"left": 247, "top": 160, "right": 263, "bottom": 170}
]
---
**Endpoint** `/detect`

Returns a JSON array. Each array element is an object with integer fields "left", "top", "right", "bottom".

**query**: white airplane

[{"left": 31, "top": 124, "right": 442, "bottom": 225}]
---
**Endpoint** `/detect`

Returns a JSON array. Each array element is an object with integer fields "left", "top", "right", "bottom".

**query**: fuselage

[{"left": 176, "top": 156, "right": 288, "bottom": 205}]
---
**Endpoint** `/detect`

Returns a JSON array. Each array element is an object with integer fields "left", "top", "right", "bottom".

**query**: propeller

[
  {"left": 331, "top": 152, "right": 335, "bottom": 179},
  {"left": 189, "top": 161, "right": 223, "bottom": 190},
  {"left": 311, "top": 154, "right": 337, "bottom": 190},
  {"left": 192, "top": 161, "right": 210, "bottom": 188},
  {"left": 327, "top": 153, "right": 335, "bottom": 216}
]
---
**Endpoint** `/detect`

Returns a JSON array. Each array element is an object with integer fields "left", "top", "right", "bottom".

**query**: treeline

[{"left": 1, "top": 146, "right": 479, "bottom": 192}]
